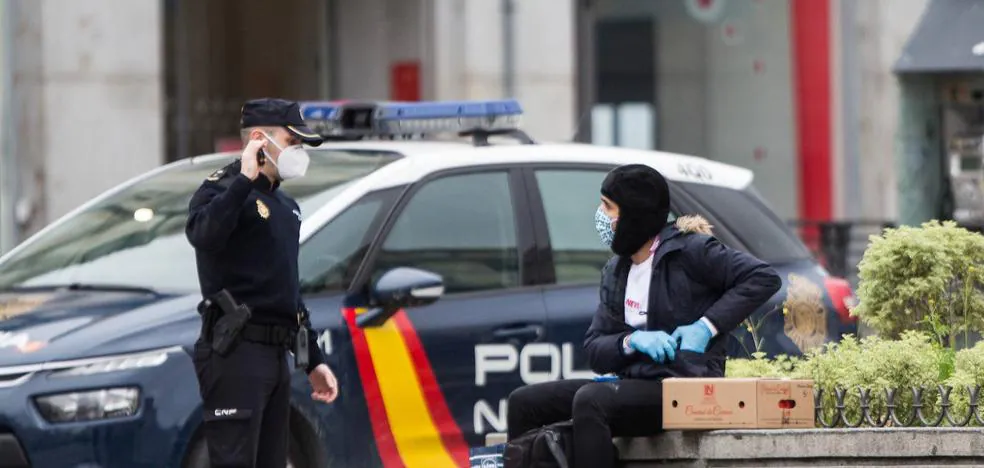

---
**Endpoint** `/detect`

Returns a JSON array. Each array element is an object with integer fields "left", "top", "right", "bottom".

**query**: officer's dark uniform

[{"left": 185, "top": 98, "right": 327, "bottom": 467}]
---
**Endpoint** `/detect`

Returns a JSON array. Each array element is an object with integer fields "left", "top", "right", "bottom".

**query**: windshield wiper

[
  {"left": 64, "top": 283, "right": 162, "bottom": 296},
  {"left": 0, "top": 283, "right": 161, "bottom": 296}
]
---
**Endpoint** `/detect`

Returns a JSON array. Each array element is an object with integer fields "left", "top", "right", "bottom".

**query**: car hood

[{"left": 0, "top": 289, "right": 202, "bottom": 367}]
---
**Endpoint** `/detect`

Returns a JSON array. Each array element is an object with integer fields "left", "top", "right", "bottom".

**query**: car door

[
  {"left": 293, "top": 187, "right": 404, "bottom": 466},
  {"left": 350, "top": 166, "right": 547, "bottom": 461},
  {"left": 524, "top": 164, "right": 693, "bottom": 379},
  {"left": 523, "top": 165, "right": 615, "bottom": 381}
]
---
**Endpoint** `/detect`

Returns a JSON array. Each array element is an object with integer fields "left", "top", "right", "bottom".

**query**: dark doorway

[
  {"left": 592, "top": 17, "right": 657, "bottom": 149},
  {"left": 595, "top": 18, "right": 655, "bottom": 104},
  {"left": 163, "top": 0, "right": 331, "bottom": 162}
]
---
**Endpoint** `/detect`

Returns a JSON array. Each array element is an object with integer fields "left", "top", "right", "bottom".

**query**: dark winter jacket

[{"left": 583, "top": 214, "right": 782, "bottom": 380}]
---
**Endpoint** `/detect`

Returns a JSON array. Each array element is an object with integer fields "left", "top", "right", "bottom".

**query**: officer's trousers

[
  {"left": 506, "top": 378, "right": 664, "bottom": 468},
  {"left": 193, "top": 337, "right": 290, "bottom": 468}
]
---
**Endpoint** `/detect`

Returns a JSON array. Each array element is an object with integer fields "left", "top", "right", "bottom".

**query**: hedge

[{"left": 725, "top": 331, "right": 984, "bottom": 425}]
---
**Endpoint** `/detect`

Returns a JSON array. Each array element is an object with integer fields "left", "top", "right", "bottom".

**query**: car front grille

[{"left": 0, "top": 372, "right": 32, "bottom": 388}]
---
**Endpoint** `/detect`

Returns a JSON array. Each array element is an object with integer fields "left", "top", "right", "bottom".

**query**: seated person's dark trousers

[{"left": 507, "top": 378, "right": 663, "bottom": 468}]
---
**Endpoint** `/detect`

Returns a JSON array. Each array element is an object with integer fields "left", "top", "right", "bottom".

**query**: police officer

[{"left": 186, "top": 98, "right": 339, "bottom": 467}]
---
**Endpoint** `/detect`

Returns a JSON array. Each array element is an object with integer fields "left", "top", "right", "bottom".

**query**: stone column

[{"left": 11, "top": 0, "right": 164, "bottom": 239}]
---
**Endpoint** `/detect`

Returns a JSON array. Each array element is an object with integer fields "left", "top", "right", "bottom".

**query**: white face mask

[{"left": 263, "top": 133, "right": 310, "bottom": 181}]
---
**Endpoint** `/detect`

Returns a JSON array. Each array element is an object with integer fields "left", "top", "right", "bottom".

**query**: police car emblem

[{"left": 256, "top": 199, "right": 270, "bottom": 219}]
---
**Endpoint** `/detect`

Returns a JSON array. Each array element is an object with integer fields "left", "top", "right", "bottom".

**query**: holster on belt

[
  {"left": 197, "top": 289, "right": 251, "bottom": 356},
  {"left": 196, "top": 301, "right": 218, "bottom": 342}
]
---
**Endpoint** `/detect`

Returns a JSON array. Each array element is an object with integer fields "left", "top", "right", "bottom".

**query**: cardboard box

[{"left": 662, "top": 378, "right": 815, "bottom": 430}]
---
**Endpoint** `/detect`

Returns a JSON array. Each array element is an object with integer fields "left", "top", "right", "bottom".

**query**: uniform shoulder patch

[{"left": 206, "top": 168, "right": 225, "bottom": 182}]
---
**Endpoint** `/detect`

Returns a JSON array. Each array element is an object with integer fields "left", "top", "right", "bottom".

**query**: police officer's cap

[{"left": 240, "top": 98, "right": 324, "bottom": 146}]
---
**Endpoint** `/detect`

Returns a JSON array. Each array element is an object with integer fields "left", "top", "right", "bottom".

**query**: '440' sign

[{"left": 677, "top": 162, "right": 714, "bottom": 182}]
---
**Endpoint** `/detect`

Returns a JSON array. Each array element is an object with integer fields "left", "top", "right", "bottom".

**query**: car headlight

[
  {"left": 34, "top": 387, "right": 140, "bottom": 423},
  {"left": 48, "top": 346, "right": 180, "bottom": 377}
]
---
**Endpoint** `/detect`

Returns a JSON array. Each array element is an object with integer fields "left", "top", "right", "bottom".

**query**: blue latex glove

[
  {"left": 628, "top": 331, "right": 677, "bottom": 363},
  {"left": 671, "top": 320, "right": 713, "bottom": 353}
]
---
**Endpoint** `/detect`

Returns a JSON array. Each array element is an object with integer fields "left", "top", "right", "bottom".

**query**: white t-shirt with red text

[
  {"left": 624, "top": 253, "right": 653, "bottom": 329},
  {"left": 618, "top": 240, "right": 719, "bottom": 355}
]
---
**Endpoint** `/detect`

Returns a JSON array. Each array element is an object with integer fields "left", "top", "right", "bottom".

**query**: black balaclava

[{"left": 600, "top": 164, "right": 671, "bottom": 257}]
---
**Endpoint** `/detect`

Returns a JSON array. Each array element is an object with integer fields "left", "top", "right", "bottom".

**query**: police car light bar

[{"left": 298, "top": 99, "right": 524, "bottom": 140}]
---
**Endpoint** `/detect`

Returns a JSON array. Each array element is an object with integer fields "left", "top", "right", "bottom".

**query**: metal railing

[{"left": 814, "top": 385, "right": 984, "bottom": 428}]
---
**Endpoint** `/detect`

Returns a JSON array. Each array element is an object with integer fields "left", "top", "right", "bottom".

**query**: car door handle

[{"left": 492, "top": 323, "right": 544, "bottom": 342}]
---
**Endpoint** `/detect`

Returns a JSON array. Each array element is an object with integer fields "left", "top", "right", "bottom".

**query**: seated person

[{"left": 506, "top": 164, "right": 782, "bottom": 468}]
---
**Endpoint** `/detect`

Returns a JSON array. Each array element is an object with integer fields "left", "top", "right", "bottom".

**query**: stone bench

[{"left": 486, "top": 428, "right": 984, "bottom": 467}]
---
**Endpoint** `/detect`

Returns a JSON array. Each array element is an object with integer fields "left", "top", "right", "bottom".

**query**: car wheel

[{"left": 183, "top": 431, "right": 311, "bottom": 468}]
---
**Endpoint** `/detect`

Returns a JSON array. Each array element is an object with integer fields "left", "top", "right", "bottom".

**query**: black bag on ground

[{"left": 503, "top": 420, "right": 574, "bottom": 468}]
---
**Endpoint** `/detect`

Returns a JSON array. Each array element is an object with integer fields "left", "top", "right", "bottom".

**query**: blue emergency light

[{"left": 298, "top": 99, "right": 525, "bottom": 141}]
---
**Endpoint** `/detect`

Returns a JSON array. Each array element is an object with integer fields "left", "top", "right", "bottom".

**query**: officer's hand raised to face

[
  {"left": 240, "top": 138, "right": 267, "bottom": 181},
  {"left": 309, "top": 364, "right": 339, "bottom": 404}
]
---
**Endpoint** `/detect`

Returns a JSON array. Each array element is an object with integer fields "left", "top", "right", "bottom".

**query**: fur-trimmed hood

[{"left": 673, "top": 214, "right": 714, "bottom": 235}]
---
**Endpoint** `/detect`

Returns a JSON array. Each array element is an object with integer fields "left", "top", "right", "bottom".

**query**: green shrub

[
  {"left": 733, "top": 332, "right": 942, "bottom": 425},
  {"left": 942, "top": 341, "right": 984, "bottom": 424},
  {"left": 852, "top": 220, "right": 984, "bottom": 348},
  {"left": 952, "top": 340, "right": 984, "bottom": 383},
  {"left": 725, "top": 352, "right": 800, "bottom": 379},
  {"left": 724, "top": 331, "right": 984, "bottom": 426}
]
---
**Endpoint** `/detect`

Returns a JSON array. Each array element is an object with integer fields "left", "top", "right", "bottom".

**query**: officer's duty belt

[{"left": 239, "top": 323, "right": 294, "bottom": 347}]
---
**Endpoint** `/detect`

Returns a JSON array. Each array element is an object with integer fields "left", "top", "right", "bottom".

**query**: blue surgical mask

[{"left": 594, "top": 207, "right": 617, "bottom": 247}]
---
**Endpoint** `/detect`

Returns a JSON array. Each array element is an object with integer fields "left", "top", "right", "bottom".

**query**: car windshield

[
  {"left": 678, "top": 182, "right": 812, "bottom": 264},
  {"left": 0, "top": 149, "right": 401, "bottom": 293}
]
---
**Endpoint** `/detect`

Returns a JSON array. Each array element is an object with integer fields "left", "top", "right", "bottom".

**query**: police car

[{"left": 0, "top": 100, "right": 856, "bottom": 467}]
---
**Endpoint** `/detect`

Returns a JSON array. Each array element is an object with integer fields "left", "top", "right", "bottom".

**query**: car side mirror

[{"left": 356, "top": 267, "right": 445, "bottom": 328}]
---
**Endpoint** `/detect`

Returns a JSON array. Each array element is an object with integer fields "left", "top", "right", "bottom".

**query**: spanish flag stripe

[
  {"left": 392, "top": 312, "right": 470, "bottom": 466},
  {"left": 343, "top": 308, "right": 405, "bottom": 468},
  {"left": 356, "top": 309, "right": 459, "bottom": 467}
]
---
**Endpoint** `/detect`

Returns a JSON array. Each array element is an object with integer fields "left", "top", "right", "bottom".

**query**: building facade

[{"left": 0, "top": 0, "right": 956, "bottom": 256}]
